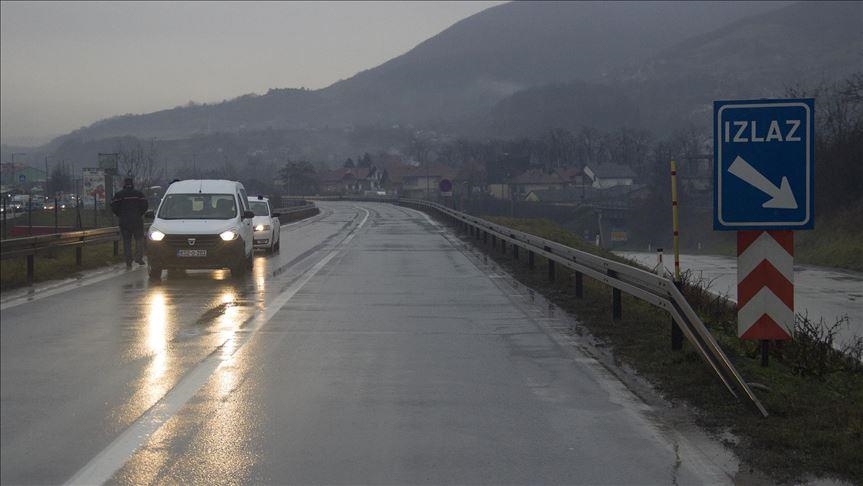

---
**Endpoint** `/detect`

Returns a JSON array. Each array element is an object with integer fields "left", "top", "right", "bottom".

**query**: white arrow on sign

[{"left": 728, "top": 156, "right": 798, "bottom": 209}]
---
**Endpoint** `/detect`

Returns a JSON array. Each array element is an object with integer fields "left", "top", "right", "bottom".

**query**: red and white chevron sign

[{"left": 737, "top": 230, "right": 794, "bottom": 340}]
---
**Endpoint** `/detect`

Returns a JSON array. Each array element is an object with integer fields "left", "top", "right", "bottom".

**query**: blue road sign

[
  {"left": 714, "top": 98, "right": 814, "bottom": 230},
  {"left": 18, "top": 174, "right": 26, "bottom": 184}
]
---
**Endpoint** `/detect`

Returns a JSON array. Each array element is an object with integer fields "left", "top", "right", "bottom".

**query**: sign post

[
  {"left": 714, "top": 98, "right": 814, "bottom": 366},
  {"left": 98, "top": 153, "right": 119, "bottom": 210},
  {"left": 439, "top": 178, "right": 453, "bottom": 208}
]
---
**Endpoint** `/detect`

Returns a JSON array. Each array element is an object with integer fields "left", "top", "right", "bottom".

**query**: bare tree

[{"left": 116, "top": 139, "right": 160, "bottom": 189}]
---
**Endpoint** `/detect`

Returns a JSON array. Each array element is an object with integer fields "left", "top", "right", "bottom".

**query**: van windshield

[{"left": 157, "top": 193, "right": 237, "bottom": 220}]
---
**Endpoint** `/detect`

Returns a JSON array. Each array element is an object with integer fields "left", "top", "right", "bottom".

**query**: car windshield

[
  {"left": 249, "top": 201, "right": 270, "bottom": 217},
  {"left": 157, "top": 193, "right": 237, "bottom": 220}
]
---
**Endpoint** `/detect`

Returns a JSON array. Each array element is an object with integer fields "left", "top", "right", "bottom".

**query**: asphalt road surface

[{"left": 2, "top": 202, "right": 735, "bottom": 485}]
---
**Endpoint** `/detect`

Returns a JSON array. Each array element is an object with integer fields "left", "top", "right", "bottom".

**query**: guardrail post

[
  {"left": 575, "top": 271, "right": 583, "bottom": 298},
  {"left": 1, "top": 195, "right": 6, "bottom": 239},
  {"left": 27, "top": 196, "right": 33, "bottom": 236},
  {"left": 26, "top": 254, "right": 34, "bottom": 285},
  {"left": 513, "top": 244, "right": 519, "bottom": 260},
  {"left": 528, "top": 250, "right": 535, "bottom": 270},
  {"left": 113, "top": 240, "right": 119, "bottom": 256},
  {"left": 612, "top": 288, "right": 622, "bottom": 320},
  {"left": 500, "top": 239, "right": 506, "bottom": 253},
  {"left": 671, "top": 280, "right": 684, "bottom": 350},
  {"left": 483, "top": 231, "right": 488, "bottom": 244},
  {"left": 545, "top": 247, "right": 555, "bottom": 282}
]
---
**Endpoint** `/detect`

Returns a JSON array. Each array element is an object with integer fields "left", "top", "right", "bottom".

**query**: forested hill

[
  {"left": 480, "top": 1, "right": 863, "bottom": 138},
  {"left": 49, "top": 1, "right": 790, "bottom": 145}
]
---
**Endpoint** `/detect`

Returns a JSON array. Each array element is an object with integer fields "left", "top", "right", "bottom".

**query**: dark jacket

[{"left": 111, "top": 187, "right": 148, "bottom": 228}]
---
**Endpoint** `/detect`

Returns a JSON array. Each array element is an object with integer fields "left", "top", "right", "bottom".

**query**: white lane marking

[
  {"left": 0, "top": 264, "right": 141, "bottom": 311},
  {"left": 400, "top": 205, "right": 442, "bottom": 229},
  {"left": 65, "top": 207, "right": 369, "bottom": 486}
]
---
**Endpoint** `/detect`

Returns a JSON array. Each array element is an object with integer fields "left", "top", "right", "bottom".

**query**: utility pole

[{"left": 45, "top": 155, "right": 50, "bottom": 195}]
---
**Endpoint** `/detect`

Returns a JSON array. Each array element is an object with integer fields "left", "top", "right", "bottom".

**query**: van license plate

[{"left": 177, "top": 249, "right": 207, "bottom": 257}]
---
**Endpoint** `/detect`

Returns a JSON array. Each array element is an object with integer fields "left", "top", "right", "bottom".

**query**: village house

[
  {"left": 317, "top": 166, "right": 385, "bottom": 195},
  {"left": 583, "top": 163, "right": 636, "bottom": 189},
  {"left": 383, "top": 162, "right": 455, "bottom": 199}
]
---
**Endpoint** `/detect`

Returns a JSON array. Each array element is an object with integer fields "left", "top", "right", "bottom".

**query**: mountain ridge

[{"left": 49, "top": 1, "right": 798, "bottom": 145}]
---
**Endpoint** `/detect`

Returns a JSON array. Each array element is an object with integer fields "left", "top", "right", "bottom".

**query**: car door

[
  {"left": 268, "top": 201, "right": 280, "bottom": 245},
  {"left": 237, "top": 190, "right": 253, "bottom": 255}
]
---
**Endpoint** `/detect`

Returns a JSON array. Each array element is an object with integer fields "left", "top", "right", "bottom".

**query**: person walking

[{"left": 111, "top": 177, "right": 148, "bottom": 269}]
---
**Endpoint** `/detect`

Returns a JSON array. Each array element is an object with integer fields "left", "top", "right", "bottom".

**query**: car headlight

[
  {"left": 255, "top": 224, "right": 271, "bottom": 232},
  {"left": 149, "top": 230, "right": 166, "bottom": 241},
  {"left": 219, "top": 230, "right": 239, "bottom": 241}
]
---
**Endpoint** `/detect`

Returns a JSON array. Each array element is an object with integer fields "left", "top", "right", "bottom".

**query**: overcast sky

[{"left": 0, "top": 1, "right": 504, "bottom": 145}]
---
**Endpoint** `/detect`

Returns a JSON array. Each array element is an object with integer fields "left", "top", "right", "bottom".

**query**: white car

[{"left": 248, "top": 195, "right": 281, "bottom": 253}]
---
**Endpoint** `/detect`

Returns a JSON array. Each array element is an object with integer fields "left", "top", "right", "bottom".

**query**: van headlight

[
  {"left": 255, "top": 224, "right": 270, "bottom": 232},
  {"left": 149, "top": 230, "right": 166, "bottom": 241},
  {"left": 219, "top": 230, "right": 239, "bottom": 241}
]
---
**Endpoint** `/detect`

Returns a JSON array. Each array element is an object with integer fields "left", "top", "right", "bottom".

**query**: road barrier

[
  {"left": 0, "top": 204, "right": 317, "bottom": 285},
  {"left": 275, "top": 204, "right": 318, "bottom": 223}
]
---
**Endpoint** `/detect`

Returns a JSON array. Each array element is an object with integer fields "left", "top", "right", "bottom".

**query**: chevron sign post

[{"left": 737, "top": 230, "right": 794, "bottom": 341}]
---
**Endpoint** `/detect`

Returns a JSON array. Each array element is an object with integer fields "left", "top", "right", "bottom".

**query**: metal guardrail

[
  {"left": 383, "top": 197, "right": 767, "bottom": 417},
  {"left": 0, "top": 204, "right": 317, "bottom": 285},
  {"left": 275, "top": 204, "right": 318, "bottom": 223}
]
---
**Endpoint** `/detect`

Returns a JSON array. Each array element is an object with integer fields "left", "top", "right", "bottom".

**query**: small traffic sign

[
  {"left": 714, "top": 98, "right": 814, "bottom": 230},
  {"left": 439, "top": 178, "right": 453, "bottom": 195}
]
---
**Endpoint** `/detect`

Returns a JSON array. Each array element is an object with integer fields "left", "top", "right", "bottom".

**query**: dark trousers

[{"left": 121, "top": 225, "right": 145, "bottom": 264}]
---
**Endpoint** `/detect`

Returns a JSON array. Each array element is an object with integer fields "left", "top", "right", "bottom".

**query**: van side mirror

[
  {"left": 144, "top": 210, "right": 154, "bottom": 219},
  {"left": 271, "top": 212, "right": 280, "bottom": 218},
  {"left": 243, "top": 210, "right": 255, "bottom": 219}
]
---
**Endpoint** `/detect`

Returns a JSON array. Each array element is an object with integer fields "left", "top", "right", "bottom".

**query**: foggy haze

[{"left": 0, "top": 1, "right": 503, "bottom": 145}]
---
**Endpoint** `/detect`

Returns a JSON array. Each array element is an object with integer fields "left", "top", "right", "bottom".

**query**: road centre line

[{"left": 65, "top": 207, "right": 369, "bottom": 486}]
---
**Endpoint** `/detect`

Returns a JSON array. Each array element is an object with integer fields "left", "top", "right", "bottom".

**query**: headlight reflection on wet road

[
  {"left": 145, "top": 290, "right": 169, "bottom": 380},
  {"left": 217, "top": 289, "right": 240, "bottom": 360}
]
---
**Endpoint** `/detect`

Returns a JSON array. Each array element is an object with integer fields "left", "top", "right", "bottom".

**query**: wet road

[
  {"left": 617, "top": 251, "right": 862, "bottom": 348},
  {"left": 3, "top": 202, "right": 735, "bottom": 485}
]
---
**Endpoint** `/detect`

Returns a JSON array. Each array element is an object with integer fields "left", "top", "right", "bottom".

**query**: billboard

[{"left": 82, "top": 168, "right": 106, "bottom": 200}]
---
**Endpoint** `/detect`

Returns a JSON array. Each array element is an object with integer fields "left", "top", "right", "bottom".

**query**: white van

[{"left": 145, "top": 180, "right": 255, "bottom": 279}]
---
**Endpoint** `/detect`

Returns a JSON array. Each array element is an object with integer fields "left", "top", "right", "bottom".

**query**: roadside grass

[
  {"left": 0, "top": 241, "right": 124, "bottom": 290},
  {"left": 796, "top": 207, "right": 863, "bottom": 271},
  {"left": 469, "top": 216, "right": 862, "bottom": 484}
]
